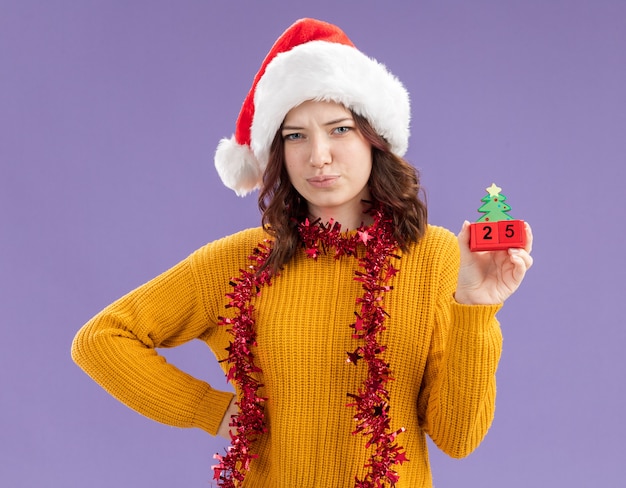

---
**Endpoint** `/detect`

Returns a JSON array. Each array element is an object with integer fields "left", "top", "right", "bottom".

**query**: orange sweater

[{"left": 72, "top": 224, "right": 502, "bottom": 487}]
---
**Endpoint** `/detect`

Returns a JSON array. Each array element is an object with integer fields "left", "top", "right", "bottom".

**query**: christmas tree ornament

[{"left": 469, "top": 183, "right": 527, "bottom": 251}]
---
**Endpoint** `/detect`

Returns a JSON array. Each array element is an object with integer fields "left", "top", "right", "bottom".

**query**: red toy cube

[
  {"left": 497, "top": 220, "right": 526, "bottom": 247},
  {"left": 469, "top": 220, "right": 526, "bottom": 252}
]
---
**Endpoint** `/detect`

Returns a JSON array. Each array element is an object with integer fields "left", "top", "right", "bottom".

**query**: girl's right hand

[{"left": 216, "top": 396, "right": 238, "bottom": 439}]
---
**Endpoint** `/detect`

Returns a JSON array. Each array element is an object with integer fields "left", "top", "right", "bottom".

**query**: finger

[
  {"left": 520, "top": 249, "right": 533, "bottom": 270},
  {"left": 457, "top": 220, "right": 471, "bottom": 243},
  {"left": 523, "top": 222, "right": 534, "bottom": 254},
  {"left": 457, "top": 220, "right": 473, "bottom": 258},
  {"left": 509, "top": 248, "right": 533, "bottom": 266},
  {"left": 508, "top": 248, "right": 533, "bottom": 282}
]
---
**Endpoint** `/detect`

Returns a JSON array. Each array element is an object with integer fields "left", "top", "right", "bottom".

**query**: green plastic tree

[{"left": 476, "top": 183, "right": 513, "bottom": 222}]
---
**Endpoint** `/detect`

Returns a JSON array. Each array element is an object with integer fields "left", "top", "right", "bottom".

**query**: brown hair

[{"left": 258, "top": 111, "right": 427, "bottom": 273}]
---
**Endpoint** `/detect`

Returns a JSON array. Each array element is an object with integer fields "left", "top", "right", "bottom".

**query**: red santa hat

[{"left": 215, "top": 18, "right": 411, "bottom": 196}]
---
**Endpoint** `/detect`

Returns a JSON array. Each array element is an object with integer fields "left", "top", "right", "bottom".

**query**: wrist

[
  {"left": 454, "top": 291, "right": 501, "bottom": 306},
  {"left": 454, "top": 291, "right": 478, "bottom": 305}
]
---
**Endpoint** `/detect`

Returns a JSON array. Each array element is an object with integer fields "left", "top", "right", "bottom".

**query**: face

[{"left": 281, "top": 100, "right": 373, "bottom": 228}]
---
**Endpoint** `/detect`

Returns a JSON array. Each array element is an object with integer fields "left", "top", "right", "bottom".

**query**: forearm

[
  {"left": 71, "top": 253, "right": 234, "bottom": 435},
  {"left": 424, "top": 301, "right": 503, "bottom": 458},
  {"left": 72, "top": 316, "right": 234, "bottom": 435}
]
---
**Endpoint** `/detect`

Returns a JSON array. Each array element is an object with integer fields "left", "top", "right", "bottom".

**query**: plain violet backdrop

[{"left": 2, "top": 1, "right": 625, "bottom": 487}]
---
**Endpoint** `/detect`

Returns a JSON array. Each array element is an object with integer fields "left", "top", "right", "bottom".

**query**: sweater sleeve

[
  {"left": 418, "top": 232, "right": 503, "bottom": 458},
  {"left": 71, "top": 250, "right": 234, "bottom": 436}
]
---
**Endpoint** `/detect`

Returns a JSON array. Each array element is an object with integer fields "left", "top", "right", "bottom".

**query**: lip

[{"left": 307, "top": 175, "right": 339, "bottom": 188}]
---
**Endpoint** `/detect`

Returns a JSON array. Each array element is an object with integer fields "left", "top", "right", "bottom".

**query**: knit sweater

[{"left": 72, "top": 224, "right": 503, "bottom": 487}]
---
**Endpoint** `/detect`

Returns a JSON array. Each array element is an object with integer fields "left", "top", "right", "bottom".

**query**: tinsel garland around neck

[{"left": 212, "top": 207, "right": 408, "bottom": 487}]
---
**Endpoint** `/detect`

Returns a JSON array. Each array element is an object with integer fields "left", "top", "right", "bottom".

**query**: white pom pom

[{"left": 214, "top": 136, "right": 263, "bottom": 197}]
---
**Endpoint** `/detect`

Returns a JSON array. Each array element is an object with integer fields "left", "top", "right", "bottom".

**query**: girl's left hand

[{"left": 454, "top": 221, "right": 534, "bottom": 305}]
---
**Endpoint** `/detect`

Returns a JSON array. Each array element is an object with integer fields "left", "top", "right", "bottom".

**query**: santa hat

[{"left": 214, "top": 18, "right": 411, "bottom": 196}]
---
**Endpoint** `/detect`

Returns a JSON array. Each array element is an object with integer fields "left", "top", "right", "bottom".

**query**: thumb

[{"left": 457, "top": 220, "right": 472, "bottom": 253}]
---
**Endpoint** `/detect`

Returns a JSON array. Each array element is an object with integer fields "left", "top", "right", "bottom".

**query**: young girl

[{"left": 72, "top": 18, "right": 533, "bottom": 488}]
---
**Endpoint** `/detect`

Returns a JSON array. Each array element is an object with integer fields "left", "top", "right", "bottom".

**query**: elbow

[
  {"left": 427, "top": 407, "right": 495, "bottom": 459},
  {"left": 440, "top": 416, "right": 494, "bottom": 459},
  {"left": 71, "top": 325, "right": 92, "bottom": 371},
  {"left": 445, "top": 438, "right": 482, "bottom": 459},
  {"left": 71, "top": 319, "right": 108, "bottom": 376}
]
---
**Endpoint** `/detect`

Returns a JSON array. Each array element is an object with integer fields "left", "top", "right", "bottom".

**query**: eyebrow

[{"left": 281, "top": 117, "right": 354, "bottom": 131}]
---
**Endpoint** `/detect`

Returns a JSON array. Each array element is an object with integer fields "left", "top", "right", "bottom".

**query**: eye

[
  {"left": 283, "top": 132, "right": 303, "bottom": 141},
  {"left": 333, "top": 126, "right": 352, "bottom": 135}
]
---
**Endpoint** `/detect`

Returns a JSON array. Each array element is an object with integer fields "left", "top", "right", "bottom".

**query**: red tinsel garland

[{"left": 213, "top": 208, "right": 408, "bottom": 487}]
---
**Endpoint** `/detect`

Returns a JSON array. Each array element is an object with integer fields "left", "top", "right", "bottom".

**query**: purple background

[{"left": 2, "top": 1, "right": 625, "bottom": 486}]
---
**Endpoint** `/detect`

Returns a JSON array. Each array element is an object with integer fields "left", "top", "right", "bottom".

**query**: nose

[{"left": 309, "top": 134, "right": 331, "bottom": 168}]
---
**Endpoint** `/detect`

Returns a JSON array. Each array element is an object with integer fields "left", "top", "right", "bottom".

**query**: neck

[{"left": 307, "top": 202, "right": 374, "bottom": 230}]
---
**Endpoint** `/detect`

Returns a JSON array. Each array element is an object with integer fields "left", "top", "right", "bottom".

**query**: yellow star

[{"left": 486, "top": 183, "right": 502, "bottom": 197}]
